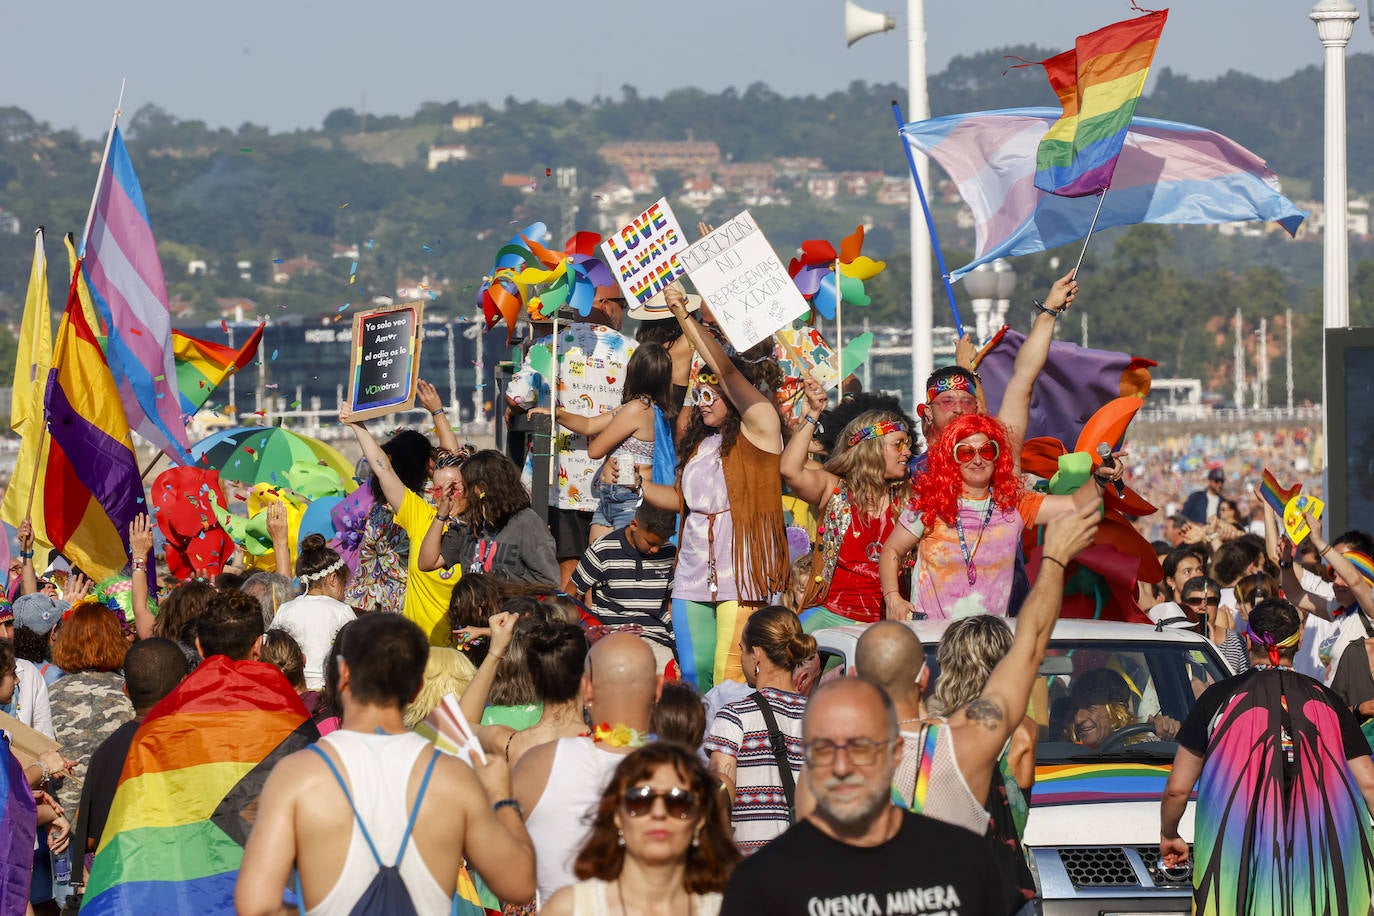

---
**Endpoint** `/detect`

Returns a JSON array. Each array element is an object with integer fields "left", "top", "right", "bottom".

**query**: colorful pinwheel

[
  {"left": 477, "top": 225, "right": 615, "bottom": 338},
  {"left": 787, "top": 226, "right": 887, "bottom": 321}
]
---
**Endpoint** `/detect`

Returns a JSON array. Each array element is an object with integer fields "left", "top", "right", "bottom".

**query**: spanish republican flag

[
  {"left": 0, "top": 229, "right": 54, "bottom": 544},
  {"left": 81, "top": 657, "right": 315, "bottom": 914},
  {"left": 40, "top": 264, "right": 142, "bottom": 582}
]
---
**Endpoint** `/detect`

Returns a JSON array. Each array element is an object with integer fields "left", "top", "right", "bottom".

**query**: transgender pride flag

[
  {"left": 81, "top": 126, "right": 191, "bottom": 464},
  {"left": 902, "top": 108, "right": 1307, "bottom": 281}
]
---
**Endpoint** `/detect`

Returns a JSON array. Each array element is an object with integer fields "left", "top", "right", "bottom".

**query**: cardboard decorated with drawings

[
  {"left": 346, "top": 301, "right": 425, "bottom": 421},
  {"left": 600, "top": 197, "right": 689, "bottom": 305},
  {"left": 678, "top": 210, "right": 809, "bottom": 350}
]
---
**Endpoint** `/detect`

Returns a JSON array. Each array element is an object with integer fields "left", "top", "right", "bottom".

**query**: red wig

[{"left": 914, "top": 413, "right": 1020, "bottom": 528}]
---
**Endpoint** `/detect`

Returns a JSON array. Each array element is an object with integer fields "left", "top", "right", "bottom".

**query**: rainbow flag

[
  {"left": 1, "top": 734, "right": 36, "bottom": 916},
  {"left": 902, "top": 109, "right": 1306, "bottom": 280},
  {"left": 172, "top": 324, "right": 264, "bottom": 415},
  {"left": 42, "top": 267, "right": 143, "bottom": 582},
  {"left": 1034, "top": 10, "right": 1168, "bottom": 197},
  {"left": 81, "top": 657, "right": 314, "bottom": 915},
  {"left": 1259, "top": 468, "right": 1302, "bottom": 518},
  {"left": 81, "top": 126, "right": 191, "bottom": 465}
]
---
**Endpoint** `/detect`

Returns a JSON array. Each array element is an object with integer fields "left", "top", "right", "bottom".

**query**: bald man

[
  {"left": 512, "top": 633, "right": 663, "bottom": 902},
  {"left": 721, "top": 677, "right": 1005, "bottom": 915}
]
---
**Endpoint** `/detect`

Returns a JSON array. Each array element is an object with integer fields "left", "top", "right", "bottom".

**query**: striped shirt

[
  {"left": 704, "top": 687, "right": 806, "bottom": 855},
  {"left": 570, "top": 530, "right": 675, "bottom": 647}
]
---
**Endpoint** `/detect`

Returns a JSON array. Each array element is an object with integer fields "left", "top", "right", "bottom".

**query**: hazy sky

[{"left": 4, "top": 0, "right": 1368, "bottom": 138}]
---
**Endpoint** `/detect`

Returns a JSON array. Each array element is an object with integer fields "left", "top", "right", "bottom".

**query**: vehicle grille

[
  {"left": 1136, "top": 846, "right": 1193, "bottom": 887},
  {"left": 1057, "top": 847, "right": 1139, "bottom": 887}
]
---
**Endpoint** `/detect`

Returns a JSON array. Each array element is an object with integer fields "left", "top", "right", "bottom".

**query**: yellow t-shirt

[{"left": 396, "top": 489, "right": 461, "bottom": 645}]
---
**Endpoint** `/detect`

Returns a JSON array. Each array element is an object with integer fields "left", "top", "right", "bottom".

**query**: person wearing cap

[
  {"left": 915, "top": 271, "right": 1078, "bottom": 474},
  {"left": 1182, "top": 467, "right": 1227, "bottom": 525},
  {"left": 505, "top": 285, "right": 635, "bottom": 591},
  {"left": 1161, "top": 598, "right": 1374, "bottom": 913}
]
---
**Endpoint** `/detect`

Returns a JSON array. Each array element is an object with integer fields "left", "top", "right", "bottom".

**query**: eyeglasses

[
  {"left": 953, "top": 441, "right": 999, "bottom": 464},
  {"left": 802, "top": 737, "right": 895, "bottom": 767},
  {"left": 690, "top": 386, "right": 719, "bottom": 408},
  {"left": 620, "top": 785, "right": 699, "bottom": 819},
  {"left": 1183, "top": 596, "right": 1221, "bottom": 608}
]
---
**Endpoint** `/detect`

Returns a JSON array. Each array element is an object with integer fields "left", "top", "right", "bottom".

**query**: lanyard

[{"left": 953, "top": 499, "right": 995, "bottom": 586}]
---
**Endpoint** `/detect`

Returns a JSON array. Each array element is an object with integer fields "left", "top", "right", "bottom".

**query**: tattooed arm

[{"left": 949, "top": 500, "right": 1100, "bottom": 803}]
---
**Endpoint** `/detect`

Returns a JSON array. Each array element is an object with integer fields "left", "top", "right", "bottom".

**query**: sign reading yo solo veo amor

[{"left": 346, "top": 301, "right": 425, "bottom": 421}]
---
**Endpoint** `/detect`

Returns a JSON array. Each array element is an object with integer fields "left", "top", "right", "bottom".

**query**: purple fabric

[
  {"left": 1, "top": 734, "right": 36, "bottom": 916},
  {"left": 330, "top": 485, "right": 375, "bottom": 574},
  {"left": 978, "top": 327, "right": 1134, "bottom": 450}
]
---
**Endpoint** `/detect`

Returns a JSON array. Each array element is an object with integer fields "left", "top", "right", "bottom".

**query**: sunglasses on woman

[
  {"left": 690, "top": 386, "right": 719, "bottom": 408},
  {"left": 620, "top": 785, "right": 699, "bottom": 819},
  {"left": 953, "top": 441, "right": 999, "bottom": 464},
  {"left": 1183, "top": 595, "right": 1221, "bottom": 608}
]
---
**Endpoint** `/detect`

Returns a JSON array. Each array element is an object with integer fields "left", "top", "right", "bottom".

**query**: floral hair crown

[
  {"left": 847, "top": 419, "right": 907, "bottom": 448},
  {"left": 299, "top": 557, "right": 345, "bottom": 586}
]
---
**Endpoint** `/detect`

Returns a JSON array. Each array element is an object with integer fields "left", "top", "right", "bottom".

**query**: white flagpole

[{"left": 79, "top": 80, "right": 126, "bottom": 258}]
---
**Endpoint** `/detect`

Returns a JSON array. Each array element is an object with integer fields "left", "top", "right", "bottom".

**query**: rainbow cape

[
  {"left": 81, "top": 657, "right": 315, "bottom": 915},
  {"left": 1034, "top": 10, "right": 1168, "bottom": 197},
  {"left": 171, "top": 324, "right": 264, "bottom": 415}
]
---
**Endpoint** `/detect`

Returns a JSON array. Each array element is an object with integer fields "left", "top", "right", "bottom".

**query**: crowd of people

[{"left": 1, "top": 271, "right": 1373, "bottom": 916}]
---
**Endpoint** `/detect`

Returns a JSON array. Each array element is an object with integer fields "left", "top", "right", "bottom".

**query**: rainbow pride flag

[
  {"left": 1259, "top": 468, "right": 1302, "bottom": 518},
  {"left": 1034, "top": 10, "right": 1168, "bottom": 197},
  {"left": 81, "top": 657, "right": 314, "bottom": 915},
  {"left": 172, "top": 324, "right": 264, "bottom": 415},
  {"left": 43, "top": 266, "right": 143, "bottom": 583}
]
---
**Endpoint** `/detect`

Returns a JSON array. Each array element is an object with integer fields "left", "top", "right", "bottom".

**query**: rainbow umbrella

[{"left": 190, "top": 426, "right": 352, "bottom": 494}]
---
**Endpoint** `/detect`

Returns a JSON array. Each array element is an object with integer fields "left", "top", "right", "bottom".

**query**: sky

[{"left": 3, "top": 0, "right": 1369, "bottom": 138}]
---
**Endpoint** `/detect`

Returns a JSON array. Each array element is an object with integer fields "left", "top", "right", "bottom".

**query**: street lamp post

[
  {"left": 964, "top": 263, "right": 996, "bottom": 343},
  {"left": 991, "top": 258, "right": 1016, "bottom": 333},
  {"left": 846, "top": 0, "right": 931, "bottom": 408}
]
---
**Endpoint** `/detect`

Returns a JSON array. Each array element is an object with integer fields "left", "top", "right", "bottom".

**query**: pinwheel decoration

[
  {"left": 478, "top": 225, "right": 615, "bottom": 338},
  {"left": 787, "top": 226, "right": 887, "bottom": 321}
]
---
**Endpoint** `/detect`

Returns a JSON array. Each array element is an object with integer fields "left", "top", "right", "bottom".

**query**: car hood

[{"left": 1023, "top": 762, "right": 1194, "bottom": 847}]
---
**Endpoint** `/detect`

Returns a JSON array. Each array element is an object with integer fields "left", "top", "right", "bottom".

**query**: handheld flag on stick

[
  {"left": 1259, "top": 468, "right": 1303, "bottom": 518},
  {"left": 172, "top": 324, "right": 265, "bottom": 415},
  {"left": 901, "top": 109, "right": 1306, "bottom": 281},
  {"left": 80, "top": 122, "right": 192, "bottom": 464},
  {"left": 1033, "top": 9, "right": 1168, "bottom": 198}
]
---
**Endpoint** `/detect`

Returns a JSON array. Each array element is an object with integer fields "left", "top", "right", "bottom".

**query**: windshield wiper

[{"left": 1062, "top": 749, "right": 1177, "bottom": 762}]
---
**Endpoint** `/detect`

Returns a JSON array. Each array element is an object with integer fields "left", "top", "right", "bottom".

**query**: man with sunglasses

[{"left": 720, "top": 677, "right": 1007, "bottom": 915}]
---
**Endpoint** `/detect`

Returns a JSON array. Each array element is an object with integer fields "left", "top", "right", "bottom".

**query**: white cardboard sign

[{"left": 600, "top": 197, "right": 689, "bottom": 305}]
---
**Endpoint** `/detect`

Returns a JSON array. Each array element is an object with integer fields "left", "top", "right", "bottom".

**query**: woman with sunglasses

[
  {"left": 781, "top": 379, "right": 915, "bottom": 632},
  {"left": 640, "top": 289, "right": 790, "bottom": 691},
  {"left": 343, "top": 407, "right": 466, "bottom": 644},
  {"left": 541, "top": 743, "right": 739, "bottom": 916},
  {"left": 878, "top": 414, "right": 1117, "bottom": 621}
]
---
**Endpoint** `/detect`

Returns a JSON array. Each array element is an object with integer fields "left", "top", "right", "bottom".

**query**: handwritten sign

[
  {"left": 346, "top": 301, "right": 425, "bottom": 421},
  {"left": 679, "top": 210, "right": 808, "bottom": 350},
  {"left": 600, "top": 197, "right": 689, "bottom": 305}
]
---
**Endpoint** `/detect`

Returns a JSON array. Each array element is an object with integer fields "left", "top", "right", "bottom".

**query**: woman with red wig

[{"left": 878, "top": 414, "right": 1118, "bottom": 620}]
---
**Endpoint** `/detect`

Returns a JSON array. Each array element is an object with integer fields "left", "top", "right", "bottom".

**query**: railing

[{"left": 1134, "top": 406, "right": 1321, "bottom": 424}]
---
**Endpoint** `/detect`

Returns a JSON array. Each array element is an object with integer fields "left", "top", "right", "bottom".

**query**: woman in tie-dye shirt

[{"left": 878, "top": 414, "right": 1118, "bottom": 621}]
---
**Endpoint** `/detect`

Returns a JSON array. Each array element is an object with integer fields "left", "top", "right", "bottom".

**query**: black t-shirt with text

[{"left": 720, "top": 809, "right": 1008, "bottom": 916}]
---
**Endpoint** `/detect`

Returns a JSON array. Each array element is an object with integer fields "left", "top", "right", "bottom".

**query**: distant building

[
  {"left": 840, "top": 171, "right": 885, "bottom": 197},
  {"left": 775, "top": 157, "right": 825, "bottom": 178},
  {"left": 272, "top": 256, "right": 322, "bottom": 284},
  {"left": 332, "top": 243, "right": 360, "bottom": 260},
  {"left": 598, "top": 141, "right": 722, "bottom": 175},
  {"left": 0, "top": 210, "right": 20, "bottom": 235},
  {"left": 680, "top": 176, "right": 724, "bottom": 209},
  {"left": 592, "top": 183, "right": 635, "bottom": 209},
  {"left": 450, "top": 113, "right": 485, "bottom": 132},
  {"left": 427, "top": 145, "right": 469, "bottom": 170},
  {"left": 216, "top": 297, "right": 259, "bottom": 322},
  {"left": 188, "top": 259, "right": 208, "bottom": 277},
  {"left": 717, "top": 162, "right": 776, "bottom": 195},
  {"left": 501, "top": 173, "right": 536, "bottom": 193},
  {"left": 875, "top": 177, "right": 909, "bottom": 207},
  {"left": 807, "top": 175, "right": 839, "bottom": 201},
  {"left": 623, "top": 169, "right": 658, "bottom": 196}
]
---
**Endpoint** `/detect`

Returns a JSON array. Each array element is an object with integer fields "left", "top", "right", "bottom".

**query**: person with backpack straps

[{"left": 237, "top": 614, "right": 536, "bottom": 915}]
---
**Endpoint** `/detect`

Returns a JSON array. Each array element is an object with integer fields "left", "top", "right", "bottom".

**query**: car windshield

[{"left": 1024, "top": 639, "right": 1229, "bottom": 763}]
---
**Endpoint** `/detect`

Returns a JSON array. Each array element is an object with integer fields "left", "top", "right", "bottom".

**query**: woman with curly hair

[
  {"left": 419, "top": 449, "right": 560, "bottom": 587},
  {"left": 641, "top": 288, "right": 790, "bottom": 691},
  {"left": 879, "top": 413, "right": 1117, "bottom": 620},
  {"left": 782, "top": 380, "right": 915, "bottom": 631},
  {"left": 541, "top": 742, "right": 739, "bottom": 916}
]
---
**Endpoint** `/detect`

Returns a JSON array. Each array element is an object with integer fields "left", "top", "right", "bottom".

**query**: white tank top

[
  {"left": 525, "top": 737, "right": 627, "bottom": 903},
  {"left": 571, "top": 878, "right": 722, "bottom": 916},
  {"left": 307, "top": 730, "right": 452, "bottom": 916}
]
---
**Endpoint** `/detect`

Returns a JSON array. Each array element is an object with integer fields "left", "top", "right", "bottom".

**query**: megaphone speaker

[{"left": 845, "top": 0, "right": 896, "bottom": 46}]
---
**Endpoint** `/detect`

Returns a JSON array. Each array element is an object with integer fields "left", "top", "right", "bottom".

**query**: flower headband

[
  {"left": 299, "top": 557, "right": 345, "bottom": 586},
  {"left": 925, "top": 369, "right": 977, "bottom": 403},
  {"left": 695, "top": 370, "right": 720, "bottom": 386},
  {"left": 847, "top": 419, "right": 907, "bottom": 448}
]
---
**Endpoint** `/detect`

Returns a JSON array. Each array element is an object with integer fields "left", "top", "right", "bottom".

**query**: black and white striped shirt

[{"left": 570, "top": 531, "right": 675, "bottom": 646}]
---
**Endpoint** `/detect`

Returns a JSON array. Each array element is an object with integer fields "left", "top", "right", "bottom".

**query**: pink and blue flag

[
  {"left": 81, "top": 126, "right": 191, "bottom": 464},
  {"left": 902, "top": 108, "right": 1306, "bottom": 280}
]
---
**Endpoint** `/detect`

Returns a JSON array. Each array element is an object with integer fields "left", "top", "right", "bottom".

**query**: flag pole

[
  {"left": 1070, "top": 189, "right": 1109, "bottom": 279},
  {"left": 548, "top": 313, "right": 559, "bottom": 497},
  {"left": 834, "top": 256, "right": 843, "bottom": 387},
  {"left": 79, "top": 84, "right": 125, "bottom": 258},
  {"left": 891, "top": 101, "right": 965, "bottom": 339}
]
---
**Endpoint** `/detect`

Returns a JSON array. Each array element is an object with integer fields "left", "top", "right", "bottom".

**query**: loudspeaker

[{"left": 845, "top": 0, "right": 896, "bottom": 46}]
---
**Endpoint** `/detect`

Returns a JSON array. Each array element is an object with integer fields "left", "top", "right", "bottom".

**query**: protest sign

[
  {"left": 346, "top": 301, "right": 425, "bottom": 421},
  {"left": 679, "top": 211, "right": 808, "bottom": 350},
  {"left": 601, "top": 198, "right": 689, "bottom": 305}
]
